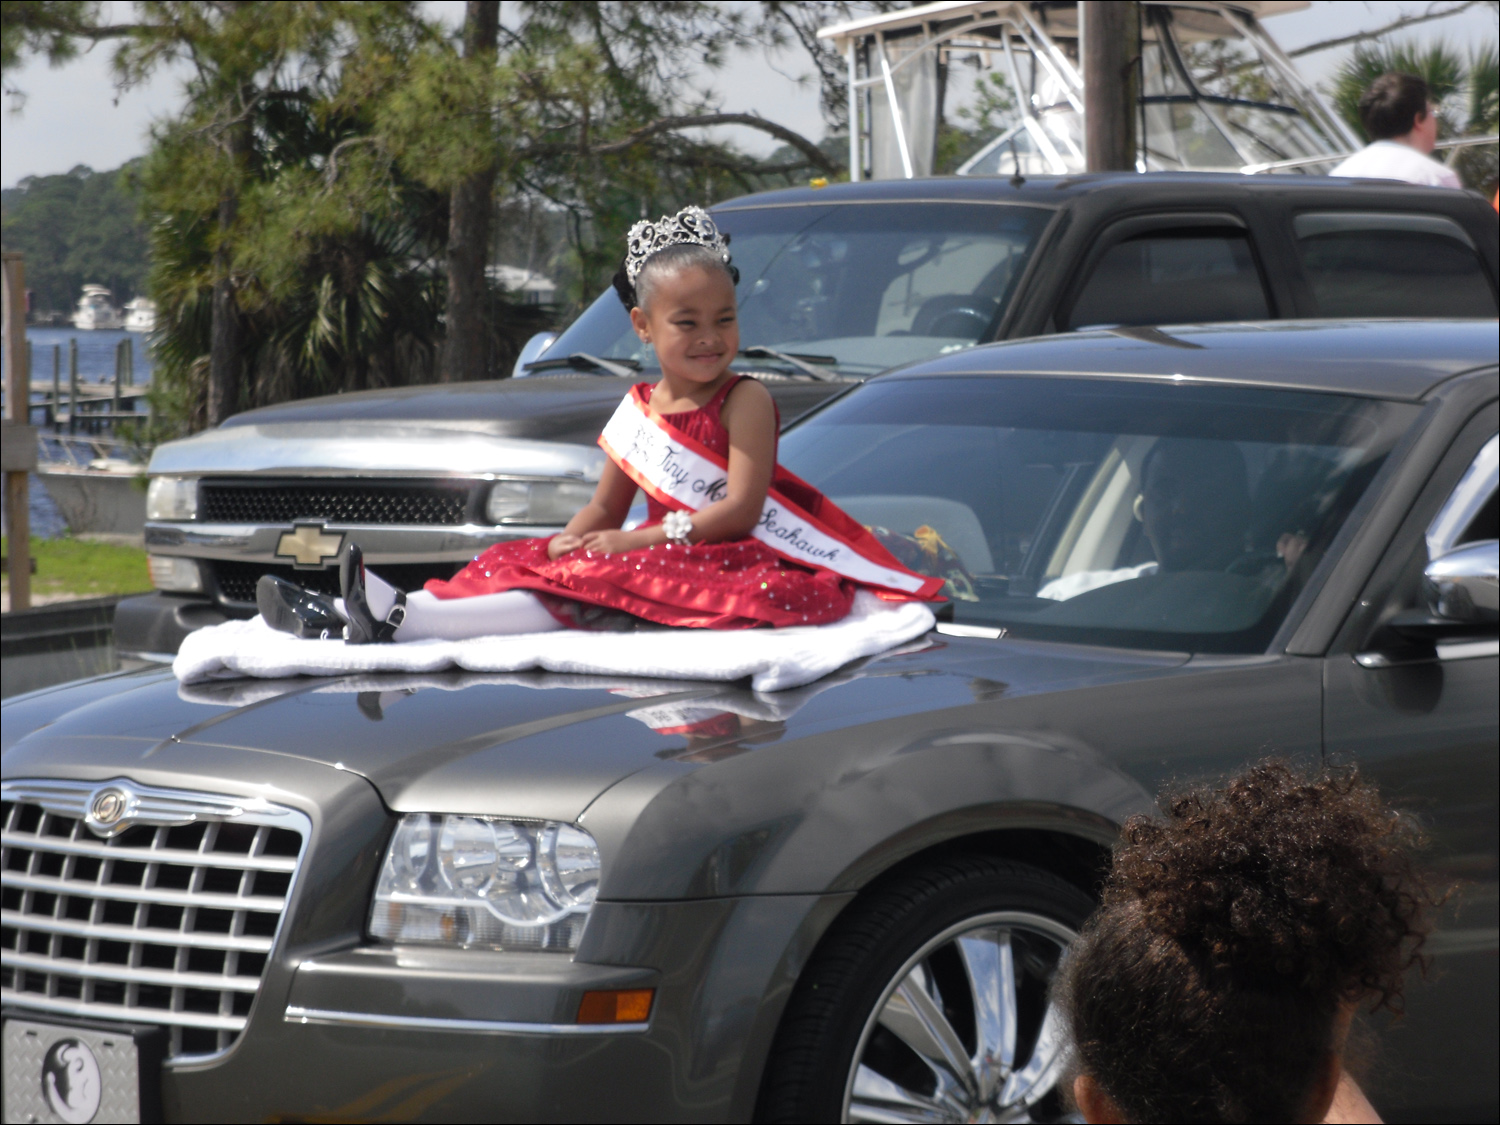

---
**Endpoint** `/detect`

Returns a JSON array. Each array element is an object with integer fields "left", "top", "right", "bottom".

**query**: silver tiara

[{"left": 624, "top": 206, "right": 730, "bottom": 285}]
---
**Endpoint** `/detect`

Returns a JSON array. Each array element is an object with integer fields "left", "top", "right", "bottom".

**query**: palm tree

[
  {"left": 141, "top": 77, "right": 555, "bottom": 438},
  {"left": 1332, "top": 39, "right": 1499, "bottom": 195}
]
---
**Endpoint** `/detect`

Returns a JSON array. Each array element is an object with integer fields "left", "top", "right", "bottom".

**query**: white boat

[
  {"left": 819, "top": 1, "right": 1497, "bottom": 181},
  {"left": 123, "top": 297, "right": 157, "bottom": 334},
  {"left": 71, "top": 285, "right": 124, "bottom": 331}
]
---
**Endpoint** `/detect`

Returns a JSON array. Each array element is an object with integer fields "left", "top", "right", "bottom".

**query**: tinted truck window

[
  {"left": 545, "top": 203, "right": 1052, "bottom": 377},
  {"left": 1293, "top": 212, "right": 1496, "bottom": 318},
  {"left": 1064, "top": 228, "right": 1270, "bottom": 330}
]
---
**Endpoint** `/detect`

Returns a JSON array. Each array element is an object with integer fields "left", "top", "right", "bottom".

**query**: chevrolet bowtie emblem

[{"left": 275, "top": 521, "right": 345, "bottom": 569}]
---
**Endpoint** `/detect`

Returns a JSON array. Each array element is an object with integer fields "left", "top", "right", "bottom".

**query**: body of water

[
  {"left": 2, "top": 328, "right": 157, "bottom": 540},
  {"left": 25, "top": 326, "right": 155, "bottom": 391},
  {"left": 2, "top": 474, "right": 72, "bottom": 539}
]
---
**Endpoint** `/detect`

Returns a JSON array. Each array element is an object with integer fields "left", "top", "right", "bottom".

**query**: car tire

[{"left": 755, "top": 855, "right": 1095, "bottom": 1124}]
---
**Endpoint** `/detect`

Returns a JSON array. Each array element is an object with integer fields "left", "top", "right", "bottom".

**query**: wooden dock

[
  {"left": 24, "top": 378, "right": 151, "bottom": 433},
  {"left": 2, "top": 334, "right": 153, "bottom": 435},
  {"left": 29, "top": 380, "right": 150, "bottom": 401}
]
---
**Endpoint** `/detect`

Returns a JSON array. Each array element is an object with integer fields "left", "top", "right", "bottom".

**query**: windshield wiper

[
  {"left": 738, "top": 346, "right": 839, "bottom": 382},
  {"left": 524, "top": 352, "right": 642, "bottom": 378}
]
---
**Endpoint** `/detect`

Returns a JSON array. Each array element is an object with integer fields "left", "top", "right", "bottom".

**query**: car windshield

[
  {"left": 779, "top": 376, "right": 1419, "bottom": 653},
  {"left": 545, "top": 202, "right": 1053, "bottom": 377}
]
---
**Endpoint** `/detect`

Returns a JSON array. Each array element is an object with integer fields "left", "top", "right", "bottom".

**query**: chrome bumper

[{"left": 144, "top": 521, "right": 564, "bottom": 566}]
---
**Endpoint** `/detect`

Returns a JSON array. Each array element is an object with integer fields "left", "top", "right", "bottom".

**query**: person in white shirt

[{"left": 1332, "top": 71, "right": 1461, "bottom": 188}]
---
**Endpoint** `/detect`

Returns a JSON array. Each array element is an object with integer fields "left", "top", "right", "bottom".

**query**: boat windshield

[
  {"left": 779, "top": 375, "right": 1418, "bottom": 653},
  {"left": 542, "top": 202, "right": 1053, "bottom": 378}
]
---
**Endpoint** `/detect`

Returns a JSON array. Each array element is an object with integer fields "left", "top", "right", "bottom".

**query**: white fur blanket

[{"left": 172, "top": 592, "right": 936, "bottom": 693}]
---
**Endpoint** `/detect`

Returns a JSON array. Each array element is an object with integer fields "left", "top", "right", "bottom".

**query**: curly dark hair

[{"left": 1056, "top": 760, "right": 1436, "bottom": 1124}]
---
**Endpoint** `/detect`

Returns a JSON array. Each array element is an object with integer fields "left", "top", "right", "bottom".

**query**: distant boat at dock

[
  {"left": 123, "top": 297, "right": 157, "bottom": 334},
  {"left": 71, "top": 285, "right": 124, "bottom": 331}
]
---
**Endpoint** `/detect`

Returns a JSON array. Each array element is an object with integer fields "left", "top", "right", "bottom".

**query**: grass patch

[{"left": 2, "top": 536, "right": 151, "bottom": 601}]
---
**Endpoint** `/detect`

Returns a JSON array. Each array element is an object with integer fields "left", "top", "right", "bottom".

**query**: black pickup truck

[{"left": 123, "top": 171, "right": 1499, "bottom": 656}]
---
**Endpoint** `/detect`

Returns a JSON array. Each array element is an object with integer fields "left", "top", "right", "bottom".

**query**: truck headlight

[
  {"left": 148, "top": 555, "right": 203, "bottom": 593},
  {"left": 146, "top": 476, "right": 198, "bottom": 520},
  {"left": 486, "top": 480, "right": 595, "bottom": 525},
  {"left": 369, "top": 814, "right": 600, "bottom": 951}
]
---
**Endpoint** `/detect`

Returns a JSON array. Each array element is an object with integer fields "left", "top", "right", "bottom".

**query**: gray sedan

[{"left": 3, "top": 320, "right": 1496, "bottom": 1123}]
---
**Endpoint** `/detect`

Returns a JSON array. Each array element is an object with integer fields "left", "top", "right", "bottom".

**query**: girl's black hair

[
  {"left": 1056, "top": 760, "right": 1438, "bottom": 1123},
  {"left": 611, "top": 263, "right": 636, "bottom": 311}
]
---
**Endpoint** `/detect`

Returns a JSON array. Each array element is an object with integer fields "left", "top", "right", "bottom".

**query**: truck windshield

[
  {"left": 544, "top": 202, "right": 1053, "bottom": 377},
  {"left": 779, "top": 375, "right": 1419, "bottom": 653}
]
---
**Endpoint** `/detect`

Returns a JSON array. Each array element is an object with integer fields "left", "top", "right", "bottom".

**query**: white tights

[{"left": 348, "top": 569, "right": 565, "bottom": 642}]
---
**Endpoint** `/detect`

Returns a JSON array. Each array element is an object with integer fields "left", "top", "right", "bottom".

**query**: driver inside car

[{"left": 1039, "top": 437, "right": 1304, "bottom": 601}]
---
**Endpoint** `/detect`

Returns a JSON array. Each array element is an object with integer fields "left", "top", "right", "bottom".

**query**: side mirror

[
  {"left": 1424, "top": 539, "right": 1499, "bottom": 624},
  {"left": 511, "top": 331, "right": 559, "bottom": 378},
  {"left": 1384, "top": 539, "right": 1500, "bottom": 647}
]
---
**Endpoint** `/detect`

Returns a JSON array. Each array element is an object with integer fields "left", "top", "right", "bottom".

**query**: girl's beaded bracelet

[{"left": 662, "top": 509, "right": 693, "bottom": 545}]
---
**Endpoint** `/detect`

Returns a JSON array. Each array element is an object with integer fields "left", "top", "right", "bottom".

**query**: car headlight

[
  {"left": 146, "top": 476, "right": 198, "bottom": 520},
  {"left": 486, "top": 480, "right": 595, "bottom": 525},
  {"left": 148, "top": 555, "right": 203, "bottom": 593},
  {"left": 369, "top": 814, "right": 600, "bottom": 951}
]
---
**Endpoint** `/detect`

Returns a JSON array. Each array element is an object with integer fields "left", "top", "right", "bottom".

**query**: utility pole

[
  {"left": 1081, "top": 1, "right": 1140, "bottom": 172},
  {"left": 2, "top": 251, "right": 36, "bottom": 610}
]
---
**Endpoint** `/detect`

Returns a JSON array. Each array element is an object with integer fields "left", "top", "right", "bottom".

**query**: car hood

[
  {"left": 147, "top": 376, "right": 848, "bottom": 478},
  {"left": 2, "top": 637, "right": 1188, "bottom": 823},
  {"left": 221, "top": 376, "right": 636, "bottom": 441}
]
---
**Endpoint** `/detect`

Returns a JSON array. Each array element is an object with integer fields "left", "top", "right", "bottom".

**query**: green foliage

[
  {"left": 475, "top": 4, "right": 775, "bottom": 306},
  {"left": 138, "top": 44, "right": 457, "bottom": 434},
  {"left": 7, "top": 0, "right": 860, "bottom": 434},
  {"left": 1181, "top": 39, "right": 1277, "bottom": 105},
  {"left": 1460, "top": 44, "right": 1499, "bottom": 192},
  {"left": 752, "top": 2, "right": 912, "bottom": 131},
  {"left": 937, "top": 69, "right": 1020, "bottom": 174},
  {"left": 0, "top": 164, "right": 150, "bottom": 314},
  {"left": 1, "top": 1, "right": 107, "bottom": 73},
  {"left": 339, "top": 1, "right": 850, "bottom": 311},
  {"left": 1331, "top": 38, "right": 1499, "bottom": 193}
]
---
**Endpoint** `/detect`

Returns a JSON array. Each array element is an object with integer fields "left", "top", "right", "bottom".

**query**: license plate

[{"left": 2, "top": 1017, "right": 142, "bottom": 1124}]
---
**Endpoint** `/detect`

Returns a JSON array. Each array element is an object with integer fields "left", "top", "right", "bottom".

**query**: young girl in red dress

[{"left": 257, "top": 207, "right": 940, "bottom": 644}]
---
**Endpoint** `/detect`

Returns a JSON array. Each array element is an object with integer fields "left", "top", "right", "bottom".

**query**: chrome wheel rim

[{"left": 841, "top": 910, "right": 1077, "bottom": 1124}]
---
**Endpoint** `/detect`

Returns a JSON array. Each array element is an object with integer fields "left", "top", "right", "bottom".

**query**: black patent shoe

[
  {"left": 340, "top": 543, "right": 406, "bottom": 644},
  {"left": 256, "top": 575, "right": 345, "bottom": 640}
]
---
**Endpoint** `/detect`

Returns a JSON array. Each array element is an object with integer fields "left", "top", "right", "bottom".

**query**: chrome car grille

[
  {"left": 0, "top": 781, "right": 308, "bottom": 1060},
  {"left": 199, "top": 479, "right": 476, "bottom": 526}
]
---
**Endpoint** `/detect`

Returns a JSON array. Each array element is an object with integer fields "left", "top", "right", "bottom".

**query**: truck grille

[
  {"left": 200, "top": 479, "right": 475, "bottom": 526},
  {"left": 0, "top": 782, "right": 307, "bottom": 1061},
  {"left": 209, "top": 560, "right": 463, "bottom": 607}
]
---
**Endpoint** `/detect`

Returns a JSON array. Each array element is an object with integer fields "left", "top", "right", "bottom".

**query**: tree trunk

[
  {"left": 441, "top": 0, "right": 501, "bottom": 383},
  {"left": 1082, "top": 1, "right": 1140, "bottom": 173},
  {"left": 207, "top": 111, "right": 252, "bottom": 425}
]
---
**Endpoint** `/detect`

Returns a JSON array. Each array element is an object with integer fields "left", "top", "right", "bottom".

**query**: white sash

[{"left": 598, "top": 386, "right": 943, "bottom": 598}]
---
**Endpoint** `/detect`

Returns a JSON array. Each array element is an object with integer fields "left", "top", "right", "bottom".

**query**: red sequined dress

[{"left": 423, "top": 377, "right": 855, "bottom": 629}]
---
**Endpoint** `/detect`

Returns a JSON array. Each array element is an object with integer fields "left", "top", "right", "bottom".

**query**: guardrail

[{"left": 0, "top": 594, "right": 159, "bottom": 699}]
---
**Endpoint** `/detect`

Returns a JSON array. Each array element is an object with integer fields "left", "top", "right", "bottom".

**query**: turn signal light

[
  {"left": 577, "top": 988, "right": 654, "bottom": 1024},
  {"left": 148, "top": 555, "right": 203, "bottom": 593}
]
